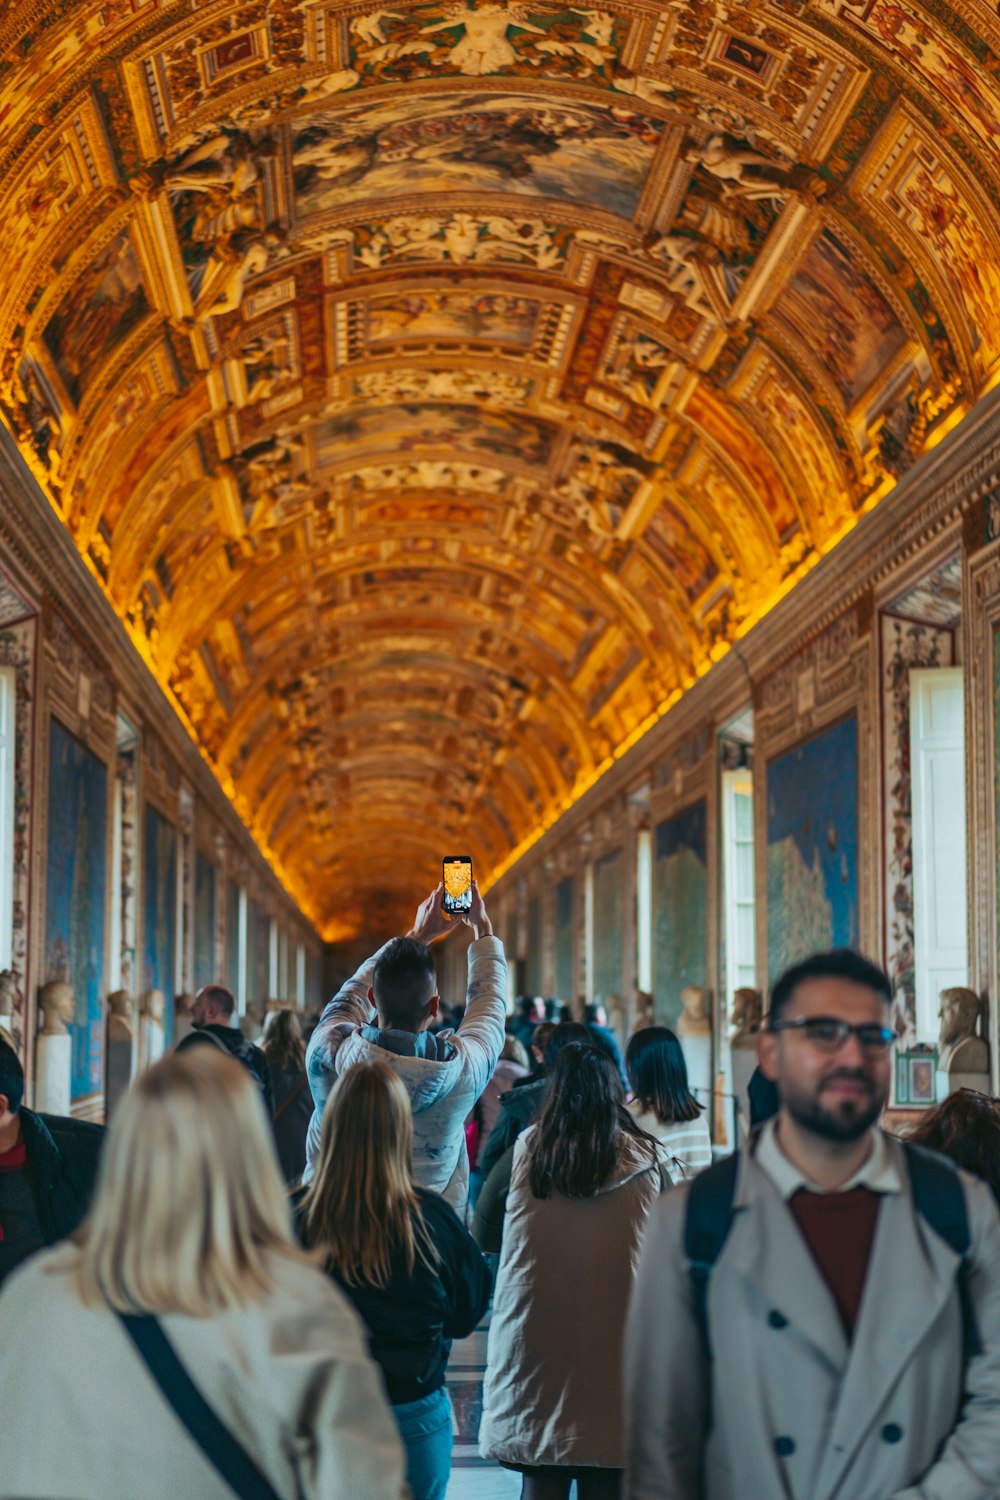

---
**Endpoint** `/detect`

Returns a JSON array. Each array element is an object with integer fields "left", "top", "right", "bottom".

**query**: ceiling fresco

[{"left": 1, "top": 0, "right": 999, "bottom": 935}]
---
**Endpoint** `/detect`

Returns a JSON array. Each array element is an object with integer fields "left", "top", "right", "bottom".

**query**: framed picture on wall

[{"left": 895, "top": 1046, "right": 937, "bottom": 1105}]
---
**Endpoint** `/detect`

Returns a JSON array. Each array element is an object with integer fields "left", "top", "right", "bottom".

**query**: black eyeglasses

[{"left": 768, "top": 1017, "right": 897, "bottom": 1054}]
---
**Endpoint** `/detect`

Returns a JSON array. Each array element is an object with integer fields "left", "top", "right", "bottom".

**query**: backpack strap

[
  {"left": 119, "top": 1313, "right": 284, "bottom": 1500},
  {"left": 684, "top": 1151, "right": 741, "bottom": 1359},
  {"left": 903, "top": 1141, "right": 981, "bottom": 1360}
]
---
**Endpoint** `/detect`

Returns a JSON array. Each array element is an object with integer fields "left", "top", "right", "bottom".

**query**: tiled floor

[{"left": 444, "top": 1319, "right": 520, "bottom": 1499}]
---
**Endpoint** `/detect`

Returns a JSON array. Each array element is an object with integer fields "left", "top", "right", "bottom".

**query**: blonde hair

[
  {"left": 301, "top": 1059, "right": 438, "bottom": 1289},
  {"left": 73, "top": 1047, "right": 305, "bottom": 1315}
]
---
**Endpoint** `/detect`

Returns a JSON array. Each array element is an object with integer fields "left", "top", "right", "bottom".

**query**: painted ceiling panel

[{"left": 2, "top": 0, "right": 999, "bottom": 934}]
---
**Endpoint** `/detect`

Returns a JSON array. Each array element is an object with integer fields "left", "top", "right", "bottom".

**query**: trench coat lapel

[
  {"left": 728, "top": 1160, "right": 850, "bottom": 1378},
  {"left": 811, "top": 1184, "right": 960, "bottom": 1500}
]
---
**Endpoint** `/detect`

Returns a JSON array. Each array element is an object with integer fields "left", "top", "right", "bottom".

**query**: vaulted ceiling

[{"left": 2, "top": 0, "right": 998, "bottom": 936}]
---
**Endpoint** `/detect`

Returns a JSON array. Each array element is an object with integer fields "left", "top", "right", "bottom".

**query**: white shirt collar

[{"left": 755, "top": 1116, "right": 903, "bottom": 1200}]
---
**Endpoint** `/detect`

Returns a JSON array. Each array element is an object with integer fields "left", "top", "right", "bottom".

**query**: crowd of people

[{"left": 1, "top": 883, "right": 1000, "bottom": 1500}]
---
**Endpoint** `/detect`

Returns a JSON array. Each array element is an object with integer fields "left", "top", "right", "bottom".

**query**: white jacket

[
  {"left": 0, "top": 1244, "right": 405, "bottom": 1500},
  {"left": 304, "top": 935, "right": 507, "bottom": 1212}
]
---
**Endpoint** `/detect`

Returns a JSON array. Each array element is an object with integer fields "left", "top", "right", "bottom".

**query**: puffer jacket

[{"left": 303, "top": 936, "right": 507, "bottom": 1213}]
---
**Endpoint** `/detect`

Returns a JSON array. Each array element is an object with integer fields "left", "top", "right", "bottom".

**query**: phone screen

[{"left": 442, "top": 856, "right": 473, "bottom": 915}]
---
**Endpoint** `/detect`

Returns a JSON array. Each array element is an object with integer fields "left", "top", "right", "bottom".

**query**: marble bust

[
  {"left": 39, "top": 980, "right": 75, "bottom": 1037},
  {"left": 937, "top": 987, "right": 988, "bottom": 1075},
  {"left": 677, "top": 984, "right": 711, "bottom": 1038},
  {"left": 728, "top": 987, "right": 763, "bottom": 1048}
]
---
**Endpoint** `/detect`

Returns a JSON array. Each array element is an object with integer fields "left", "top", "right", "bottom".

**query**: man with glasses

[{"left": 624, "top": 949, "right": 1000, "bottom": 1500}]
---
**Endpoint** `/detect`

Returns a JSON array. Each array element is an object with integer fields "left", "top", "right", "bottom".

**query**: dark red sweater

[{"left": 789, "top": 1186, "right": 882, "bottom": 1337}]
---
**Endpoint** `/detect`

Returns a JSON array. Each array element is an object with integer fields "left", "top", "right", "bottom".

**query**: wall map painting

[
  {"left": 654, "top": 800, "right": 708, "bottom": 1031},
  {"left": 143, "top": 804, "right": 177, "bottom": 1036},
  {"left": 593, "top": 848, "right": 624, "bottom": 1004},
  {"left": 194, "top": 851, "right": 216, "bottom": 989},
  {"left": 555, "top": 874, "right": 574, "bottom": 1000},
  {"left": 44, "top": 721, "right": 108, "bottom": 1104},
  {"left": 767, "top": 715, "right": 858, "bottom": 983}
]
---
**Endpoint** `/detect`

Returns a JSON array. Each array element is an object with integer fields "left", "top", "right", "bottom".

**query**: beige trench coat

[
  {"left": 480, "top": 1127, "right": 666, "bottom": 1469},
  {"left": 0, "top": 1243, "right": 406, "bottom": 1500},
  {"left": 625, "top": 1131, "right": 1000, "bottom": 1500}
]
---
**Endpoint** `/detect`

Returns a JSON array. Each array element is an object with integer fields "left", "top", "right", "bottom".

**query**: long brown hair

[
  {"left": 907, "top": 1088, "right": 1000, "bottom": 1207},
  {"left": 300, "top": 1059, "right": 438, "bottom": 1287},
  {"left": 261, "top": 1007, "right": 306, "bottom": 1072},
  {"left": 528, "top": 1042, "right": 657, "bottom": 1199}
]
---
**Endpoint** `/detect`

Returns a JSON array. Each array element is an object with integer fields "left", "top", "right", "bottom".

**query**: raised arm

[{"left": 454, "top": 882, "right": 507, "bottom": 1093}]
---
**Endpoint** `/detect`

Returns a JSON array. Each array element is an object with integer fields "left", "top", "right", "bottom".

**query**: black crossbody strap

[{"left": 119, "top": 1313, "right": 284, "bottom": 1500}]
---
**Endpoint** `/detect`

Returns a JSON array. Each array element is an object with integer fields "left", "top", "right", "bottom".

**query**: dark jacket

[
  {"left": 177, "top": 1025, "right": 274, "bottom": 1114},
  {"left": 297, "top": 1187, "right": 491, "bottom": 1406},
  {"left": 478, "top": 1075, "right": 546, "bottom": 1178},
  {"left": 266, "top": 1058, "right": 312, "bottom": 1185},
  {"left": 19, "top": 1107, "right": 105, "bottom": 1243},
  {"left": 585, "top": 1022, "right": 628, "bottom": 1089}
]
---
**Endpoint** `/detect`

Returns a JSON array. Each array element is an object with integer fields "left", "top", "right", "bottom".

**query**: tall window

[
  {"left": 636, "top": 828, "right": 653, "bottom": 995},
  {"left": 722, "top": 769, "right": 756, "bottom": 999},
  {"left": 0, "top": 666, "right": 14, "bottom": 971},
  {"left": 910, "top": 668, "right": 967, "bottom": 1039}
]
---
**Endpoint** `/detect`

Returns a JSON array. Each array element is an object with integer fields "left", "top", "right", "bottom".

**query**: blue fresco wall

[
  {"left": 555, "top": 875, "right": 574, "bottom": 1002},
  {"left": 194, "top": 852, "right": 216, "bottom": 989},
  {"left": 143, "top": 804, "right": 177, "bottom": 1035},
  {"left": 654, "top": 799, "right": 708, "bottom": 1030},
  {"left": 45, "top": 719, "right": 108, "bottom": 1102},
  {"left": 766, "top": 714, "right": 858, "bottom": 982},
  {"left": 593, "top": 848, "right": 624, "bottom": 1005}
]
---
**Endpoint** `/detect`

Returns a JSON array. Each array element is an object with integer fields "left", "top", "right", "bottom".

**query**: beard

[{"left": 783, "top": 1071, "right": 886, "bottom": 1142}]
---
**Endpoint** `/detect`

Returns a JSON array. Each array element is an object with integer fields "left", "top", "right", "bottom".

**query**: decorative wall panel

[
  {"left": 0, "top": 605, "right": 35, "bottom": 1057},
  {"left": 45, "top": 719, "right": 107, "bottom": 1104},
  {"left": 249, "top": 898, "right": 269, "bottom": 1003}
]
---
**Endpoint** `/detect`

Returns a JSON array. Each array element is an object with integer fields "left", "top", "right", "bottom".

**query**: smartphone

[{"left": 442, "top": 856, "right": 473, "bottom": 916}]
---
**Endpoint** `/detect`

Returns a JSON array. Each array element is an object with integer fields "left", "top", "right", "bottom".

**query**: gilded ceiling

[{"left": 1, "top": 0, "right": 998, "bottom": 935}]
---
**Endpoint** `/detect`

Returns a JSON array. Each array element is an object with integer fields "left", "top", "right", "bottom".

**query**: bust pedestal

[
  {"left": 679, "top": 1033, "right": 712, "bottom": 1112},
  {"left": 730, "top": 1043, "right": 758, "bottom": 1139},
  {"left": 936, "top": 1068, "right": 991, "bottom": 1102}
]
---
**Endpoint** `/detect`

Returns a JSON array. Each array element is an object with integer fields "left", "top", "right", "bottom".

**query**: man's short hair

[
  {"left": 0, "top": 1033, "right": 24, "bottom": 1113},
  {"left": 373, "top": 937, "right": 436, "bottom": 1031},
  {"left": 583, "top": 1003, "right": 601, "bottom": 1025},
  {"left": 199, "top": 985, "right": 236, "bottom": 1018},
  {"left": 768, "top": 949, "right": 892, "bottom": 1024}
]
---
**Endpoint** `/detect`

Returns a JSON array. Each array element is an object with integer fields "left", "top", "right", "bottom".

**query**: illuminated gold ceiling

[{"left": 2, "top": 0, "right": 999, "bottom": 935}]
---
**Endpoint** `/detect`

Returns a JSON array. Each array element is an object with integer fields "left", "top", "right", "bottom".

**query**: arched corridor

[{"left": 3, "top": 0, "right": 1000, "bottom": 1496}]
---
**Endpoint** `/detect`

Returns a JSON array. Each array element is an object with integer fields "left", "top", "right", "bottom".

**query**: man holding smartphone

[{"left": 302, "top": 881, "right": 506, "bottom": 1216}]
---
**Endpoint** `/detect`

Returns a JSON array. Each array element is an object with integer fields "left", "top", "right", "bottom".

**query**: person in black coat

[
  {"left": 298, "top": 1057, "right": 490, "bottom": 1500},
  {"left": 176, "top": 984, "right": 274, "bottom": 1113},
  {"left": 261, "top": 1008, "right": 313, "bottom": 1185},
  {"left": 0, "top": 1033, "right": 104, "bottom": 1288}
]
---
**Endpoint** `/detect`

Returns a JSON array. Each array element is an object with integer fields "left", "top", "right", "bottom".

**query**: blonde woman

[
  {"left": 0, "top": 1048, "right": 405, "bottom": 1500},
  {"left": 300, "top": 1058, "right": 491, "bottom": 1500}
]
